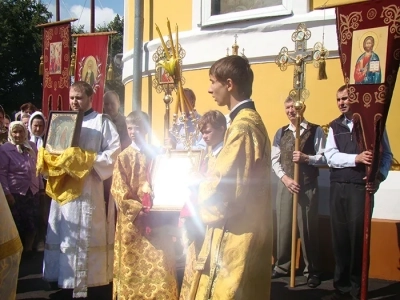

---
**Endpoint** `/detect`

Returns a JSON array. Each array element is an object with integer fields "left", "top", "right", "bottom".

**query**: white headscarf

[
  {"left": 8, "top": 121, "right": 34, "bottom": 155},
  {"left": 28, "top": 111, "right": 46, "bottom": 148}
]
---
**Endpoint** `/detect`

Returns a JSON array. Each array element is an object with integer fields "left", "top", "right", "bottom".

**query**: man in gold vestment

[
  {"left": 0, "top": 183, "right": 23, "bottom": 300},
  {"left": 111, "top": 111, "right": 178, "bottom": 300},
  {"left": 185, "top": 56, "right": 273, "bottom": 300}
]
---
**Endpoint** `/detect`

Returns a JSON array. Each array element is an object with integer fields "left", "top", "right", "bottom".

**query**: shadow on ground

[{"left": 17, "top": 252, "right": 400, "bottom": 300}]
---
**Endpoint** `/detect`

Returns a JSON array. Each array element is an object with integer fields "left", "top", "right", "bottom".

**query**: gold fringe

[
  {"left": 39, "top": 55, "right": 44, "bottom": 75},
  {"left": 107, "top": 63, "right": 113, "bottom": 81},
  {"left": 69, "top": 52, "right": 76, "bottom": 76},
  {"left": 318, "top": 60, "right": 328, "bottom": 80}
]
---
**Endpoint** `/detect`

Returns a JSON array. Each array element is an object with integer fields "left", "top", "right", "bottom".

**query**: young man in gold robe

[
  {"left": 180, "top": 110, "right": 227, "bottom": 299},
  {"left": 185, "top": 56, "right": 273, "bottom": 300},
  {"left": 111, "top": 111, "right": 178, "bottom": 300}
]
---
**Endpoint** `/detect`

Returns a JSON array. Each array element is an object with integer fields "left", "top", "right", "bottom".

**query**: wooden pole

[
  {"left": 90, "top": 0, "right": 95, "bottom": 33},
  {"left": 290, "top": 98, "right": 304, "bottom": 288},
  {"left": 55, "top": 0, "right": 60, "bottom": 21},
  {"left": 361, "top": 191, "right": 372, "bottom": 299}
]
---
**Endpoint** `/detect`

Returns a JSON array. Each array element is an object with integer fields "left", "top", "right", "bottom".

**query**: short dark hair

[
  {"left": 209, "top": 55, "right": 253, "bottom": 99},
  {"left": 198, "top": 110, "right": 227, "bottom": 133},
  {"left": 337, "top": 85, "right": 347, "bottom": 94},
  {"left": 71, "top": 81, "right": 94, "bottom": 97},
  {"left": 126, "top": 111, "right": 150, "bottom": 135},
  {"left": 183, "top": 88, "right": 196, "bottom": 105},
  {"left": 103, "top": 90, "right": 120, "bottom": 103},
  {"left": 20, "top": 102, "right": 37, "bottom": 113}
]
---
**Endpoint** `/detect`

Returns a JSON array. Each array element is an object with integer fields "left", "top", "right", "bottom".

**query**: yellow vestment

[
  {"left": 111, "top": 145, "right": 178, "bottom": 300},
  {"left": 0, "top": 184, "right": 22, "bottom": 300},
  {"left": 184, "top": 108, "right": 273, "bottom": 300}
]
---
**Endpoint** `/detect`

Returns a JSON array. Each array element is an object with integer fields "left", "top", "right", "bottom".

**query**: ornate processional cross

[
  {"left": 275, "top": 23, "right": 327, "bottom": 102},
  {"left": 274, "top": 22, "right": 328, "bottom": 289}
]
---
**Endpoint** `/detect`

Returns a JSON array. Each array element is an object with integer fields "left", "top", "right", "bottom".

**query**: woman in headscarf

[
  {"left": 0, "top": 121, "right": 44, "bottom": 257},
  {"left": 28, "top": 111, "right": 46, "bottom": 149},
  {"left": 28, "top": 111, "right": 47, "bottom": 251}
]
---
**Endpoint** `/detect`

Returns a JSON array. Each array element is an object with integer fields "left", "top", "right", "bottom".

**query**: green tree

[
  {"left": 96, "top": 14, "right": 125, "bottom": 110},
  {"left": 0, "top": 0, "right": 51, "bottom": 115}
]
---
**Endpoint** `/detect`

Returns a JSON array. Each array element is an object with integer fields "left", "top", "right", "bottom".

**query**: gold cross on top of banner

[{"left": 275, "top": 23, "right": 328, "bottom": 102}]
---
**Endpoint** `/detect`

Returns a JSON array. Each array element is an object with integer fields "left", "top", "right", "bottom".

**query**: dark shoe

[
  {"left": 271, "top": 270, "right": 286, "bottom": 279},
  {"left": 307, "top": 274, "right": 321, "bottom": 288}
]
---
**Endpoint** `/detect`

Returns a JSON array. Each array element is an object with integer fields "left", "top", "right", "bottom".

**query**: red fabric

[
  {"left": 336, "top": 0, "right": 400, "bottom": 182},
  {"left": 353, "top": 55, "right": 372, "bottom": 83},
  {"left": 42, "top": 23, "right": 72, "bottom": 118},
  {"left": 74, "top": 35, "right": 109, "bottom": 113}
]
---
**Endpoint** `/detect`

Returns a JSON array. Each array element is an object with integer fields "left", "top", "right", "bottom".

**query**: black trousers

[{"left": 329, "top": 182, "right": 373, "bottom": 298}]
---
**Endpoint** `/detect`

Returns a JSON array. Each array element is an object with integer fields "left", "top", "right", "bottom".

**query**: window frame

[{"left": 200, "top": 0, "right": 293, "bottom": 27}]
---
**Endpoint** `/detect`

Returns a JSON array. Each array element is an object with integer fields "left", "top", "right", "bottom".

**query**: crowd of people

[{"left": 0, "top": 55, "right": 393, "bottom": 300}]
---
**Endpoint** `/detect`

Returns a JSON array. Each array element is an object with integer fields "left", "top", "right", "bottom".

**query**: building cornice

[{"left": 122, "top": 9, "right": 339, "bottom": 85}]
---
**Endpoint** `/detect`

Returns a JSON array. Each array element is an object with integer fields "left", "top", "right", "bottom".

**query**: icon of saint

[
  {"left": 354, "top": 36, "right": 381, "bottom": 84},
  {"left": 84, "top": 60, "right": 95, "bottom": 86}
]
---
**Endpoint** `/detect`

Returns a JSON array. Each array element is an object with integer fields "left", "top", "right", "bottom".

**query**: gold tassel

[
  {"left": 318, "top": 49, "right": 328, "bottom": 80},
  {"left": 107, "top": 63, "right": 113, "bottom": 81},
  {"left": 39, "top": 55, "right": 44, "bottom": 75},
  {"left": 318, "top": 59, "right": 327, "bottom": 80},
  {"left": 69, "top": 52, "right": 76, "bottom": 76}
]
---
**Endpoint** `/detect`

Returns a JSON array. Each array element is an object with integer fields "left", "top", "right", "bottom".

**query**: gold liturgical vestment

[
  {"left": 111, "top": 145, "right": 178, "bottom": 300},
  {"left": 184, "top": 107, "right": 273, "bottom": 300}
]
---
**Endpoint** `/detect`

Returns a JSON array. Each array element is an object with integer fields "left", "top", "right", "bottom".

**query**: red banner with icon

[
  {"left": 336, "top": 0, "right": 400, "bottom": 181},
  {"left": 74, "top": 35, "right": 109, "bottom": 113},
  {"left": 41, "top": 21, "right": 72, "bottom": 118}
]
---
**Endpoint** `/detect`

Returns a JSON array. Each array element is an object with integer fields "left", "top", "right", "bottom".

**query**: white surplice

[{"left": 43, "top": 110, "right": 121, "bottom": 298}]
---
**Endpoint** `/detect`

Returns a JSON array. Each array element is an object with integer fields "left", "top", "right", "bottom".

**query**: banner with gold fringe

[
  {"left": 73, "top": 33, "right": 113, "bottom": 113},
  {"left": 336, "top": 0, "right": 400, "bottom": 182},
  {"left": 38, "top": 19, "right": 76, "bottom": 119}
]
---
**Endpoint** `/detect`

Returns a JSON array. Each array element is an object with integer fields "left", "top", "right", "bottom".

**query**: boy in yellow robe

[
  {"left": 185, "top": 56, "right": 273, "bottom": 300},
  {"left": 180, "top": 110, "right": 227, "bottom": 299},
  {"left": 111, "top": 111, "right": 178, "bottom": 300}
]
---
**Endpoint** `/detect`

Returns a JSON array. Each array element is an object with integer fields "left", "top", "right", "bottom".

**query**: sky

[{"left": 44, "top": 0, "right": 123, "bottom": 30}]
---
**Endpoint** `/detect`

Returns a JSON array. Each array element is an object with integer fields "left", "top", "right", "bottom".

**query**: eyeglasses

[{"left": 336, "top": 96, "right": 348, "bottom": 101}]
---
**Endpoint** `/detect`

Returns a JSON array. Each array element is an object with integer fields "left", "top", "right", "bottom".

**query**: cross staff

[{"left": 275, "top": 22, "right": 327, "bottom": 288}]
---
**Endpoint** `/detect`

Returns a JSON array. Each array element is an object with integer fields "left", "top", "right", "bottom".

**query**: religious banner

[
  {"left": 336, "top": 0, "right": 400, "bottom": 182},
  {"left": 39, "top": 20, "right": 75, "bottom": 118},
  {"left": 74, "top": 34, "right": 109, "bottom": 113}
]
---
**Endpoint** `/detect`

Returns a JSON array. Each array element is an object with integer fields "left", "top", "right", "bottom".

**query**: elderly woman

[{"left": 0, "top": 121, "right": 44, "bottom": 256}]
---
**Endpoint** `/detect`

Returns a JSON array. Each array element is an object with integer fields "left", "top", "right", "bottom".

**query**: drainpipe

[{"left": 132, "top": 0, "right": 144, "bottom": 110}]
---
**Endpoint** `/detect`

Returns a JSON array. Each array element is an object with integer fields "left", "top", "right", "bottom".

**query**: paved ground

[{"left": 16, "top": 252, "right": 400, "bottom": 299}]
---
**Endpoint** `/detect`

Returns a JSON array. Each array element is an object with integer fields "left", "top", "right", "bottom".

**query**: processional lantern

[
  {"left": 152, "top": 20, "right": 200, "bottom": 151},
  {"left": 274, "top": 22, "right": 329, "bottom": 288}
]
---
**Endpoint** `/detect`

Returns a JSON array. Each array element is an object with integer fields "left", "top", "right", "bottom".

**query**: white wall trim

[
  {"left": 200, "top": 0, "right": 293, "bottom": 27},
  {"left": 122, "top": 9, "right": 338, "bottom": 85}
]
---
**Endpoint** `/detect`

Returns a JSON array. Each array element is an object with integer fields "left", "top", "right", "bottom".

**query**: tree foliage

[
  {"left": 96, "top": 14, "right": 125, "bottom": 108},
  {"left": 0, "top": 5, "right": 124, "bottom": 115},
  {"left": 0, "top": 0, "right": 51, "bottom": 114}
]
